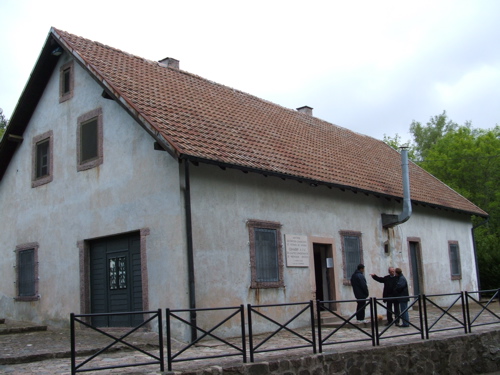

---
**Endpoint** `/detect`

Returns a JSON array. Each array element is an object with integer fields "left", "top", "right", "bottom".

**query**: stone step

[{"left": 0, "top": 320, "right": 47, "bottom": 335}]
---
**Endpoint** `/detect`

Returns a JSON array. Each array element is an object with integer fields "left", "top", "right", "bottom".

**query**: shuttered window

[
  {"left": 59, "top": 61, "right": 74, "bottom": 102},
  {"left": 32, "top": 131, "right": 53, "bottom": 188},
  {"left": 248, "top": 220, "right": 284, "bottom": 288},
  {"left": 15, "top": 243, "right": 39, "bottom": 301},
  {"left": 18, "top": 249, "right": 35, "bottom": 296},
  {"left": 77, "top": 108, "right": 103, "bottom": 171},
  {"left": 255, "top": 228, "right": 279, "bottom": 282},
  {"left": 449, "top": 241, "right": 461, "bottom": 279},
  {"left": 340, "top": 231, "right": 363, "bottom": 283}
]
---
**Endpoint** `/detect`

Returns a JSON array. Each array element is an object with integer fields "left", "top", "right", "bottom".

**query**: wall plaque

[{"left": 285, "top": 235, "right": 309, "bottom": 267}]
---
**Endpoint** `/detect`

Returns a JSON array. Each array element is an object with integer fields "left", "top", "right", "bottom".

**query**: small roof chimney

[
  {"left": 159, "top": 57, "right": 179, "bottom": 69},
  {"left": 296, "top": 106, "right": 313, "bottom": 116}
]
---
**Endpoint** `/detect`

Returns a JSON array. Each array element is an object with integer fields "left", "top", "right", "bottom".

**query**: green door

[{"left": 90, "top": 233, "right": 143, "bottom": 327}]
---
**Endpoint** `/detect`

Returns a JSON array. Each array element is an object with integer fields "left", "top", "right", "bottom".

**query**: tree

[
  {"left": 384, "top": 113, "right": 500, "bottom": 290},
  {"left": 419, "top": 125, "right": 500, "bottom": 290},
  {"left": 382, "top": 133, "right": 417, "bottom": 160},
  {"left": 409, "top": 110, "right": 457, "bottom": 160},
  {"left": 0, "top": 108, "right": 7, "bottom": 140}
]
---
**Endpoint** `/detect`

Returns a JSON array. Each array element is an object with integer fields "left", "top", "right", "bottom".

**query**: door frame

[
  {"left": 309, "top": 236, "right": 337, "bottom": 308},
  {"left": 407, "top": 237, "right": 424, "bottom": 296},
  {"left": 79, "top": 228, "right": 150, "bottom": 316}
]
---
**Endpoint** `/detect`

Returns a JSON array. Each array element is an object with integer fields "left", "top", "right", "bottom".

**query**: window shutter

[
  {"left": 344, "top": 236, "right": 360, "bottom": 277},
  {"left": 18, "top": 249, "right": 35, "bottom": 296},
  {"left": 254, "top": 228, "right": 279, "bottom": 282}
]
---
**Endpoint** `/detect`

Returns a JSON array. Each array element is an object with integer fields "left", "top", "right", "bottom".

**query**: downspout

[
  {"left": 471, "top": 217, "right": 489, "bottom": 292},
  {"left": 183, "top": 158, "right": 197, "bottom": 341},
  {"left": 382, "top": 147, "right": 412, "bottom": 228}
]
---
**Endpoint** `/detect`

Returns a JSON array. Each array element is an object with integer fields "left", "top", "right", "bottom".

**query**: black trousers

[
  {"left": 356, "top": 301, "right": 366, "bottom": 320},
  {"left": 386, "top": 299, "right": 400, "bottom": 323}
]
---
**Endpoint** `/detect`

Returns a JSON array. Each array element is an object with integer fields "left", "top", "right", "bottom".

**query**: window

[
  {"left": 59, "top": 61, "right": 74, "bottom": 102},
  {"left": 15, "top": 243, "right": 39, "bottom": 301},
  {"left": 340, "top": 231, "right": 363, "bottom": 284},
  {"left": 449, "top": 241, "right": 461, "bottom": 280},
  {"left": 247, "top": 219, "right": 284, "bottom": 288},
  {"left": 32, "top": 130, "right": 53, "bottom": 187},
  {"left": 77, "top": 108, "right": 103, "bottom": 171}
]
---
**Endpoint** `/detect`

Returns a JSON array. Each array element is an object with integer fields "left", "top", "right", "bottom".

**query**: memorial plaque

[{"left": 285, "top": 235, "right": 309, "bottom": 267}]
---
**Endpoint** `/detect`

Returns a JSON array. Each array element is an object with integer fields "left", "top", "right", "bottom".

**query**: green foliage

[
  {"left": 409, "top": 110, "right": 458, "bottom": 160},
  {"left": 385, "top": 112, "right": 500, "bottom": 290},
  {"left": 0, "top": 108, "right": 7, "bottom": 140},
  {"left": 420, "top": 125, "right": 500, "bottom": 289},
  {"left": 382, "top": 133, "right": 417, "bottom": 160}
]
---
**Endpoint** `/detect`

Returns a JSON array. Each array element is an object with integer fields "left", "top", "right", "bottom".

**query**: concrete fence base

[{"left": 166, "top": 329, "right": 500, "bottom": 375}]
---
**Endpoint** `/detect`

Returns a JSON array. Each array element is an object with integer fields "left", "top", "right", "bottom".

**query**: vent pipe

[{"left": 382, "top": 147, "right": 412, "bottom": 228}]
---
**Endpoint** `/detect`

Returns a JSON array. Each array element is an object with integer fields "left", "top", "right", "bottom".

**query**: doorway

[
  {"left": 409, "top": 241, "right": 423, "bottom": 296},
  {"left": 313, "top": 243, "right": 336, "bottom": 309},
  {"left": 89, "top": 232, "right": 143, "bottom": 327}
]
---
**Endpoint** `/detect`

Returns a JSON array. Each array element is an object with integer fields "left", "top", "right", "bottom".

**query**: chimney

[
  {"left": 296, "top": 106, "right": 313, "bottom": 116},
  {"left": 159, "top": 57, "right": 179, "bottom": 69}
]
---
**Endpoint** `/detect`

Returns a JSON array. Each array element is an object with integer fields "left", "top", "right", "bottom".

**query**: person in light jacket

[
  {"left": 351, "top": 264, "right": 369, "bottom": 322},
  {"left": 395, "top": 267, "right": 410, "bottom": 327}
]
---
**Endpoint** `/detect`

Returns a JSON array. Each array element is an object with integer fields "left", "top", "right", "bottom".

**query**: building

[{"left": 0, "top": 28, "right": 487, "bottom": 337}]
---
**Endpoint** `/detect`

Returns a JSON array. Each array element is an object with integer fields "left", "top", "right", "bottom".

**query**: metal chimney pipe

[{"left": 382, "top": 147, "right": 412, "bottom": 228}]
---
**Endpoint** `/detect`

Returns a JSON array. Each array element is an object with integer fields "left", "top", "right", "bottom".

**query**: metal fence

[
  {"left": 247, "top": 301, "right": 316, "bottom": 362},
  {"left": 70, "top": 309, "right": 163, "bottom": 374},
  {"left": 70, "top": 288, "right": 500, "bottom": 372},
  {"left": 166, "top": 305, "right": 246, "bottom": 371}
]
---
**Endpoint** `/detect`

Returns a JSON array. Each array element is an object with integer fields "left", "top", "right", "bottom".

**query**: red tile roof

[{"left": 52, "top": 28, "right": 486, "bottom": 217}]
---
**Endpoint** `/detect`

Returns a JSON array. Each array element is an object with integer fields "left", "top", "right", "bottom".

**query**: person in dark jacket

[
  {"left": 395, "top": 267, "right": 410, "bottom": 327},
  {"left": 351, "top": 264, "right": 369, "bottom": 322},
  {"left": 370, "top": 267, "right": 400, "bottom": 325}
]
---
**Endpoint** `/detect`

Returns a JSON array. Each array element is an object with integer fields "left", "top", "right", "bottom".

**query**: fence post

[
  {"left": 247, "top": 304, "right": 254, "bottom": 362},
  {"left": 316, "top": 300, "right": 323, "bottom": 353},
  {"left": 240, "top": 305, "right": 247, "bottom": 363},
  {"left": 418, "top": 295, "right": 424, "bottom": 340},
  {"left": 70, "top": 313, "right": 76, "bottom": 375},
  {"left": 464, "top": 291, "right": 472, "bottom": 333},
  {"left": 460, "top": 292, "right": 467, "bottom": 334},
  {"left": 309, "top": 301, "right": 317, "bottom": 354},
  {"left": 422, "top": 294, "right": 429, "bottom": 339},
  {"left": 372, "top": 297, "right": 378, "bottom": 346},
  {"left": 166, "top": 308, "right": 172, "bottom": 371},
  {"left": 157, "top": 309, "right": 164, "bottom": 372}
]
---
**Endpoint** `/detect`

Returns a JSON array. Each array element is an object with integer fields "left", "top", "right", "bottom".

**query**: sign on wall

[{"left": 285, "top": 235, "right": 309, "bottom": 267}]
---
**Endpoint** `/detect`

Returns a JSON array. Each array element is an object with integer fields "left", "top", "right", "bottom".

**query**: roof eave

[
  {"left": 179, "top": 154, "right": 489, "bottom": 219},
  {"left": 0, "top": 31, "right": 62, "bottom": 181}
]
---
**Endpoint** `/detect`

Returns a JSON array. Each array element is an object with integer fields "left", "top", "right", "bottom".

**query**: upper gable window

[
  {"left": 340, "top": 230, "right": 363, "bottom": 284},
  {"left": 247, "top": 219, "right": 284, "bottom": 289},
  {"left": 32, "top": 130, "right": 53, "bottom": 188},
  {"left": 59, "top": 61, "right": 74, "bottom": 103},
  {"left": 77, "top": 108, "right": 103, "bottom": 171},
  {"left": 449, "top": 241, "right": 461, "bottom": 280}
]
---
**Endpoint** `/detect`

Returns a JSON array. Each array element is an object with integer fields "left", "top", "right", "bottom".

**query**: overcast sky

[{"left": 1, "top": 0, "right": 499, "bottom": 142}]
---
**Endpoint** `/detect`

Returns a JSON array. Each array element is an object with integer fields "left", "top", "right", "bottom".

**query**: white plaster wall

[
  {"left": 0, "top": 55, "right": 188, "bottom": 325},
  {"left": 187, "top": 164, "right": 477, "bottom": 333}
]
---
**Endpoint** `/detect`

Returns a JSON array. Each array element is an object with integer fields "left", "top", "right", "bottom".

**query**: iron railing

[
  {"left": 422, "top": 292, "right": 467, "bottom": 338},
  {"left": 70, "top": 288, "right": 500, "bottom": 371},
  {"left": 317, "top": 298, "right": 375, "bottom": 351},
  {"left": 247, "top": 301, "right": 316, "bottom": 362},
  {"left": 373, "top": 295, "right": 425, "bottom": 344},
  {"left": 70, "top": 309, "right": 163, "bottom": 374},
  {"left": 165, "top": 305, "right": 246, "bottom": 371},
  {"left": 465, "top": 289, "right": 500, "bottom": 332}
]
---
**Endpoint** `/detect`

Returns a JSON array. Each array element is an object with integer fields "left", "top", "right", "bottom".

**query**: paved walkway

[{"left": 1, "top": 302, "right": 499, "bottom": 374}]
